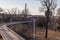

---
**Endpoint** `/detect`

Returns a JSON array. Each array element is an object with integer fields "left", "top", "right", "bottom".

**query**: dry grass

[
  {"left": 8, "top": 24, "right": 60, "bottom": 40},
  {"left": 35, "top": 28, "right": 60, "bottom": 40}
]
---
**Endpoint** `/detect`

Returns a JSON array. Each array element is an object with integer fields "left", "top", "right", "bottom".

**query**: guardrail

[
  {"left": 6, "top": 25, "right": 25, "bottom": 40},
  {"left": 0, "top": 30, "right": 7, "bottom": 40},
  {"left": 6, "top": 21, "right": 32, "bottom": 26},
  {"left": 0, "top": 21, "right": 33, "bottom": 40},
  {"left": 0, "top": 28, "right": 13, "bottom": 40},
  {"left": 0, "top": 25, "right": 25, "bottom": 40}
]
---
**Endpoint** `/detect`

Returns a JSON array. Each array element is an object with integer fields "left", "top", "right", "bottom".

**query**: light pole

[{"left": 33, "top": 19, "right": 36, "bottom": 40}]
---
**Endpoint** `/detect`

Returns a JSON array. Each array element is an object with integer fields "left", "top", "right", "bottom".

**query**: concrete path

[{"left": 0, "top": 25, "right": 25, "bottom": 40}]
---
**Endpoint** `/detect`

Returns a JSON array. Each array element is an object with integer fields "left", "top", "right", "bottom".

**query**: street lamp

[
  {"left": 32, "top": 17, "right": 37, "bottom": 40},
  {"left": 33, "top": 19, "right": 36, "bottom": 40}
]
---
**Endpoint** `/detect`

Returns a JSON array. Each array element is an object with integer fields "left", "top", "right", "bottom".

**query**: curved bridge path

[
  {"left": 0, "top": 25, "right": 25, "bottom": 40},
  {"left": 0, "top": 21, "right": 32, "bottom": 40},
  {"left": 0, "top": 21, "right": 29, "bottom": 40}
]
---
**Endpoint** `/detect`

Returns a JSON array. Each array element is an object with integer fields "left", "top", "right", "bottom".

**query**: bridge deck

[
  {"left": 0, "top": 21, "right": 32, "bottom": 40},
  {"left": 0, "top": 25, "right": 25, "bottom": 40}
]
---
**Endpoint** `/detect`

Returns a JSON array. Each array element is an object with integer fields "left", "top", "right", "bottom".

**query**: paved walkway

[{"left": 0, "top": 25, "right": 25, "bottom": 40}]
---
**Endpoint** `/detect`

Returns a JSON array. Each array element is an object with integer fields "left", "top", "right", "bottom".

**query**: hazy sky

[{"left": 0, "top": 0, "right": 60, "bottom": 15}]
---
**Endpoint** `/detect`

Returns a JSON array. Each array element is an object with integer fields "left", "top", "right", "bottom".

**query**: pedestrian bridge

[
  {"left": 0, "top": 21, "right": 33, "bottom": 40},
  {"left": 0, "top": 24, "right": 25, "bottom": 40}
]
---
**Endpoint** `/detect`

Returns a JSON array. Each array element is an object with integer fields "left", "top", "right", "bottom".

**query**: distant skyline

[{"left": 0, "top": 0, "right": 60, "bottom": 15}]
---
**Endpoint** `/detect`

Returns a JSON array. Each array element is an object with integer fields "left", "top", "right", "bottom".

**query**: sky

[{"left": 0, "top": 0, "right": 60, "bottom": 15}]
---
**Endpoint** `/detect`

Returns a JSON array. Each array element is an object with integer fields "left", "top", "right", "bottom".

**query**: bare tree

[
  {"left": 21, "top": 3, "right": 30, "bottom": 20},
  {"left": 38, "top": 0, "right": 57, "bottom": 38},
  {"left": 0, "top": 8, "right": 4, "bottom": 12},
  {"left": 7, "top": 8, "right": 19, "bottom": 22},
  {"left": 21, "top": 9, "right": 29, "bottom": 14},
  {"left": 0, "top": 8, "right": 5, "bottom": 22},
  {"left": 57, "top": 8, "right": 60, "bottom": 17},
  {"left": 56, "top": 8, "right": 60, "bottom": 30},
  {"left": 7, "top": 8, "right": 20, "bottom": 15},
  {"left": 21, "top": 9, "right": 29, "bottom": 20},
  {"left": 17, "top": 9, "right": 20, "bottom": 14},
  {"left": 7, "top": 8, "right": 12, "bottom": 22}
]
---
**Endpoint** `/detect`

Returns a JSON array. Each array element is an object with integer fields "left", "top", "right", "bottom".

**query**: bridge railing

[
  {"left": 6, "top": 25, "right": 25, "bottom": 40},
  {"left": 0, "top": 30, "right": 7, "bottom": 40},
  {"left": 0, "top": 21, "right": 33, "bottom": 40}
]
